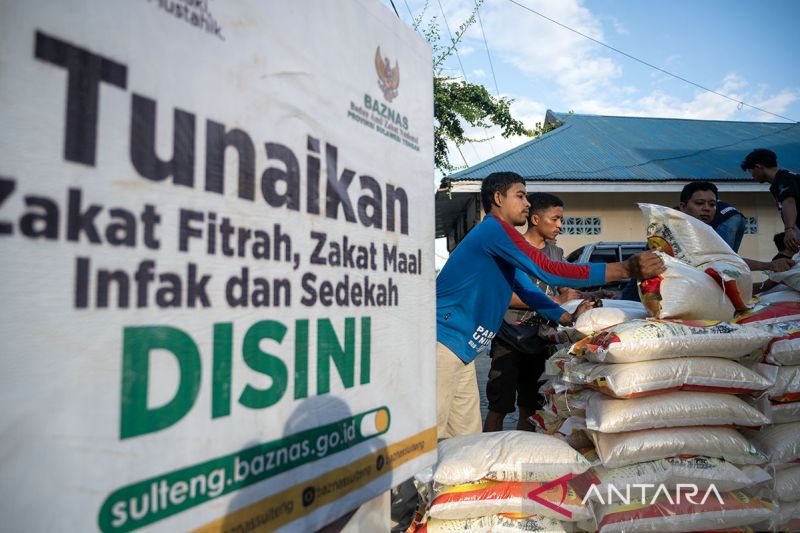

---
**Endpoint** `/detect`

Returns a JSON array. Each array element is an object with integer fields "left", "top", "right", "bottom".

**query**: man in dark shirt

[{"left": 741, "top": 148, "right": 800, "bottom": 252}]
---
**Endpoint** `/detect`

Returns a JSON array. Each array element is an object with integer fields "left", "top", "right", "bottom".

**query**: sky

[
  {"left": 379, "top": 0, "right": 800, "bottom": 268},
  {"left": 381, "top": 0, "right": 800, "bottom": 175}
]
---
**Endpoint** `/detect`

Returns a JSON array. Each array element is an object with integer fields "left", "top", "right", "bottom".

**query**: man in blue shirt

[{"left": 435, "top": 172, "right": 664, "bottom": 439}]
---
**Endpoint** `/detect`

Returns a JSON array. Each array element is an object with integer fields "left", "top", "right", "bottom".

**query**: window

[
  {"left": 744, "top": 216, "right": 758, "bottom": 235},
  {"left": 562, "top": 217, "right": 601, "bottom": 235}
]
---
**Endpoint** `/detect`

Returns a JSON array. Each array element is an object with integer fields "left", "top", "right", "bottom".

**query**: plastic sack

[
  {"left": 638, "top": 253, "right": 735, "bottom": 321},
  {"left": 433, "top": 432, "right": 591, "bottom": 485},
  {"left": 774, "top": 465, "right": 800, "bottom": 502},
  {"left": 585, "top": 391, "right": 771, "bottom": 433},
  {"left": 562, "top": 357, "right": 773, "bottom": 398},
  {"left": 768, "top": 365, "right": 800, "bottom": 402},
  {"left": 571, "top": 457, "right": 770, "bottom": 503},
  {"left": 587, "top": 427, "right": 767, "bottom": 469},
  {"left": 548, "top": 388, "right": 594, "bottom": 418},
  {"left": 428, "top": 480, "right": 592, "bottom": 522},
  {"left": 770, "top": 400, "right": 800, "bottom": 423},
  {"left": 745, "top": 422, "right": 800, "bottom": 463},
  {"left": 594, "top": 490, "right": 773, "bottom": 533},
  {"left": 416, "top": 514, "right": 568, "bottom": 533},
  {"left": 640, "top": 203, "right": 752, "bottom": 310},
  {"left": 762, "top": 321, "right": 800, "bottom": 365},
  {"left": 571, "top": 319, "right": 772, "bottom": 364},
  {"left": 757, "top": 285, "right": 800, "bottom": 304},
  {"left": 559, "top": 299, "right": 649, "bottom": 337},
  {"left": 770, "top": 261, "right": 800, "bottom": 291},
  {"left": 734, "top": 300, "right": 800, "bottom": 326}
]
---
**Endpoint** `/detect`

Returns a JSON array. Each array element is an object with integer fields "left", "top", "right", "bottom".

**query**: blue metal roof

[{"left": 448, "top": 111, "right": 800, "bottom": 182}]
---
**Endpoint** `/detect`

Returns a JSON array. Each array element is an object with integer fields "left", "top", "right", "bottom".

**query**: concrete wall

[{"left": 548, "top": 192, "right": 781, "bottom": 264}]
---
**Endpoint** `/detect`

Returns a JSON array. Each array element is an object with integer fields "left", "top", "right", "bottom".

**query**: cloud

[{"left": 472, "top": 68, "right": 486, "bottom": 78}]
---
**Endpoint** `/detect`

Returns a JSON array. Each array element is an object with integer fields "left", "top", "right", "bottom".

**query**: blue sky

[{"left": 381, "top": 0, "right": 800, "bottom": 172}]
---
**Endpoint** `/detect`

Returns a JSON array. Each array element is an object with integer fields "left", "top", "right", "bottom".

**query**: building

[{"left": 436, "top": 111, "right": 800, "bottom": 263}]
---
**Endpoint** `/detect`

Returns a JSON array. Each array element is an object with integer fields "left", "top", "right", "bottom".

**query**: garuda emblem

[{"left": 375, "top": 46, "right": 399, "bottom": 102}]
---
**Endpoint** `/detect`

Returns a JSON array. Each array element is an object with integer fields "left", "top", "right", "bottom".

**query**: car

[{"left": 565, "top": 241, "right": 649, "bottom": 296}]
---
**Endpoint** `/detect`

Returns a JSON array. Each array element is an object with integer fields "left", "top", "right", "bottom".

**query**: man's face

[
  {"left": 679, "top": 190, "right": 717, "bottom": 223},
  {"left": 747, "top": 164, "right": 770, "bottom": 183},
  {"left": 495, "top": 182, "right": 530, "bottom": 225},
  {"left": 530, "top": 206, "right": 564, "bottom": 240}
]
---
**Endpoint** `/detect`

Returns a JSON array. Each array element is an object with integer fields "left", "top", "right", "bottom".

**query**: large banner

[{"left": 0, "top": 1, "right": 436, "bottom": 531}]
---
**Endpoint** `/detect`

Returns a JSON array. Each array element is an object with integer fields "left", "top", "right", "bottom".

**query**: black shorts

[{"left": 485, "top": 338, "right": 547, "bottom": 413}]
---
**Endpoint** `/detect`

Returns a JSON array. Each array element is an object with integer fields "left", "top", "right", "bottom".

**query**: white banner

[{"left": 0, "top": 1, "right": 435, "bottom": 531}]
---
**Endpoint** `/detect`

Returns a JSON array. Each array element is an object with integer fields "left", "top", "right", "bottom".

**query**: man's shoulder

[
  {"left": 777, "top": 169, "right": 800, "bottom": 181},
  {"left": 542, "top": 240, "right": 564, "bottom": 260}
]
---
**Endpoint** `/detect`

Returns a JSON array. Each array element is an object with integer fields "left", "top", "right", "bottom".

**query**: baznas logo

[{"left": 375, "top": 46, "right": 399, "bottom": 102}]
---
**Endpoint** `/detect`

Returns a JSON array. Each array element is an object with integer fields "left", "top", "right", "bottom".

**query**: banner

[{"left": 0, "top": 1, "right": 435, "bottom": 530}]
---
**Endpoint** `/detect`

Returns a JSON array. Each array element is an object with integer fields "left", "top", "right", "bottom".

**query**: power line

[
  {"left": 475, "top": 1, "right": 500, "bottom": 97},
  {"left": 506, "top": 0, "right": 798, "bottom": 123},
  {"left": 402, "top": 0, "right": 416, "bottom": 25},
  {"left": 436, "top": 0, "right": 486, "bottom": 162},
  {"left": 388, "top": 0, "right": 400, "bottom": 18}
]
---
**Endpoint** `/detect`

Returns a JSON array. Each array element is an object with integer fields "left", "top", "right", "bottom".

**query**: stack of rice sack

[
  {"left": 734, "top": 301, "right": 800, "bottom": 529},
  {"left": 555, "top": 204, "right": 780, "bottom": 532},
  {"left": 405, "top": 432, "right": 595, "bottom": 532},
  {"left": 566, "top": 319, "right": 775, "bottom": 532}
]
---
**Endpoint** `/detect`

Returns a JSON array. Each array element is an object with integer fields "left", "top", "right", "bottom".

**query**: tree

[{"left": 414, "top": 1, "right": 558, "bottom": 173}]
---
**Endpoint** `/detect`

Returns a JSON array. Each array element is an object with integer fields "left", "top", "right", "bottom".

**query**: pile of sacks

[
  {"left": 533, "top": 204, "right": 799, "bottom": 531},
  {"left": 405, "top": 432, "right": 596, "bottom": 532},
  {"left": 406, "top": 204, "right": 799, "bottom": 532}
]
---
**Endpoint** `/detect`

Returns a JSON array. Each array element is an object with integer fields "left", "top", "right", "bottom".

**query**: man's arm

[
  {"left": 512, "top": 271, "right": 597, "bottom": 326},
  {"left": 782, "top": 196, "right": 800, "bottom": 252},
  {"left": 487, "top": 215, "right": 665, "bottom": 287},
  {"left": 743, "top": 257, "right": 796, "bottom": 272}
]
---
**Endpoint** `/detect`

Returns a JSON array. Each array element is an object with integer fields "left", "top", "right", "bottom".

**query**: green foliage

[{"left": 420, "top": 0, "right": 556, "bottom": 173}]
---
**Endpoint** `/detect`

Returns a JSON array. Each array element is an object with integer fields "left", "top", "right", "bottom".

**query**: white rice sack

[
  {"left": 428, "top": 480, "right": 592, "bottom": 522},
  {"left": 762, "top": 321, "right": 800, "bottom": 365},
  {"left": 774, "top": 465, "right": 800, "bottom": 502},
  {"left": 585, "top": 391, "right": 770, "bottom": 433},
  {"left": 768, "top": 365, "right": 800, "bottom": 401},
  {"left": 757, "top": 286, "right": 800, "bottom": 304},
  {"left": 754, "top": 499, "right": 800, "bottom": 533},
  {"left": 771, "top": 401, "right": 800, "bottom": 423},
  {"left": 571, "top": 319, "right": 772, "bottom": 364},
  {"left": 573, "top": 303, "right": 649, "bottom": 337},
  {"left": 735, "top": 301, "right": 800, "bottom": 326},
  {"left": 427, "top": 483, "right": 590, "bottom": 523},
  {"left": 433, "top": 431, "right": 591, "bottom": 484},
  {"left": 574, "top": 457, "right": 769, "bottom": 503},
  {"left": 640, "top": 203, "right": 735, "bottom": 263},
  {"left": 421, "top": 514, "right": 568, "bottom": 533},
  {"left": 641, "top": 203, "right": 752, "bottom": 310},
  {"left": 548, "top": 388, "right": 594, "bottom": 418},
  {"left": 587, "top": 427, "right": 767, "bottom": 469},
  {"left": 594, "top": 490, "right": 773, "bottom": 533},
  {"left": 562, "top": 357, "right": 773, "bottom": 398},
  {"left": 700, "top": 258, "right": 753, "bottom": 311},
  {"left": 638, "top": 253, "right": 735, "bottom": 321},
  {"left": 770, "top": 261, "right": 800, "bottom": 291},
  {"left": 745, "top": 422, "right": 800, "bottom": 463}
]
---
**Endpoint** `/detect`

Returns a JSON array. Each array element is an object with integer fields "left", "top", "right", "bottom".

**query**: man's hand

[
  {"left": 786, "top": 228, "right": 800, "bottom": 254},
  {"left": 583, "top": 289, "right": 616, "bottom": 300},
  {"left": 626, "top": 251, "right": 666, "bottom": 280},
  {"left": 559, "top": 297, "right": 600, "bottom": 326},
  {"left": 557, "top": 288, "right": 583, "bottom": 304},
  {"left": 770, "top": 257, "right": 796, "bottom": 273}
]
